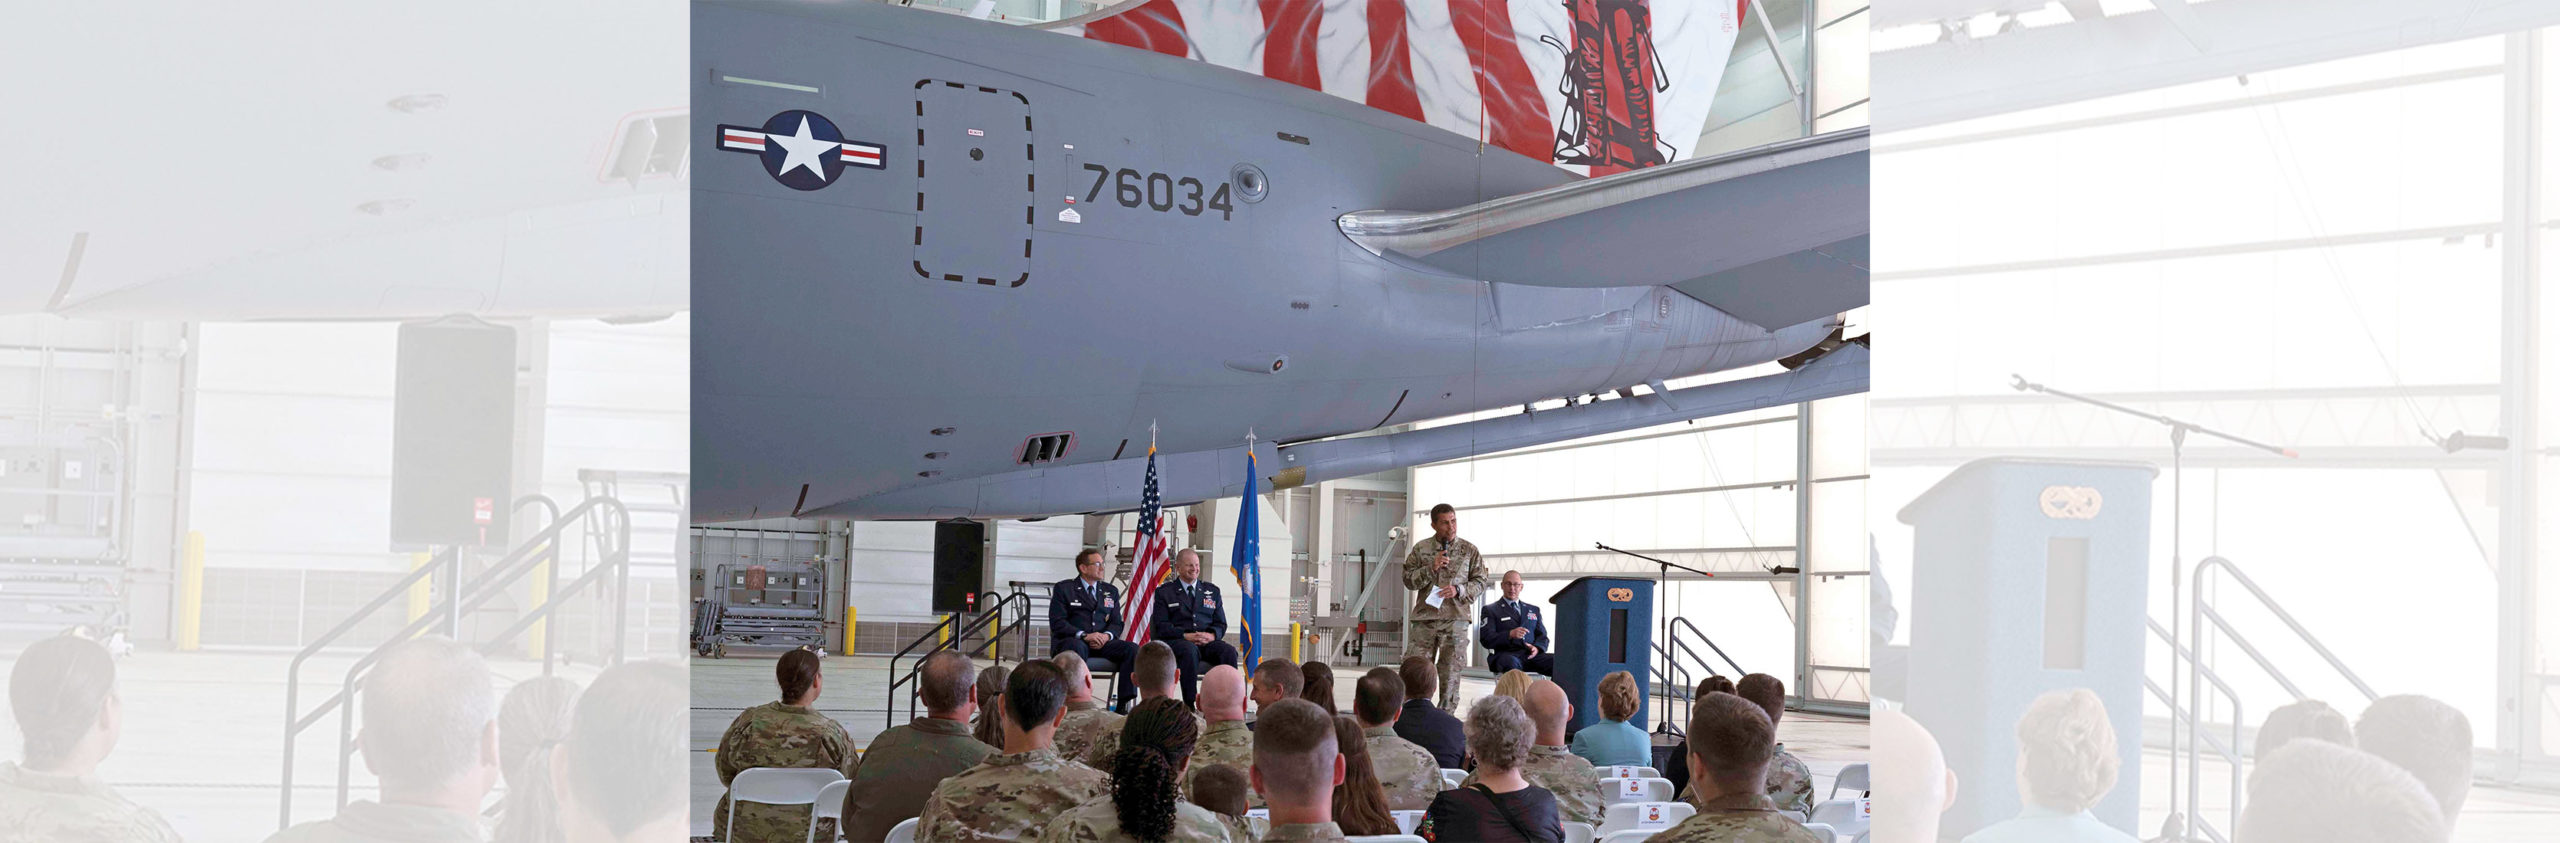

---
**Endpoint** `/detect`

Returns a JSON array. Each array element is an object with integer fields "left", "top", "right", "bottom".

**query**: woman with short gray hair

[{"left": 1420, "top": 695, "right": 1562, "bottom": 842}]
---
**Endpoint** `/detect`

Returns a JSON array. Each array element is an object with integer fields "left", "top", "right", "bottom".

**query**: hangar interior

[
  {"left": 688, "top": 0, "right": 1874, "bottom": 834},
  {"left": 1872, "top": 4, "right": 2560, "bottom": 840}
]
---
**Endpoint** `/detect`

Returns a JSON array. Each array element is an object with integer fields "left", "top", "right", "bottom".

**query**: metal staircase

[
  {"left": 883, "top": 584, "right": 1036, "bottom": 729},
  {"left": 580, "top": 469, "right": 687, "bottom": 656},
  {"left": 276, "top": 494, "right": 634, "bottom": 831},
  {"left": 2152, "top": 555, "right": 2381, "bottom": 843},
  {"left": 1650, "top": 615, "right": 1749, "bottom": 738}
]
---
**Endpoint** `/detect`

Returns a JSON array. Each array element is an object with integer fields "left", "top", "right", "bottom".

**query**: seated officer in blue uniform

[
  {"left": 1149, "top": 548, "right": 1240, "bottom": 705},
  {"left": 1049, "top": 548, "right": 1138, "bottom": 708},
  {"left": 1476, "top": 570, "right": 1555, "bottom": 676}
]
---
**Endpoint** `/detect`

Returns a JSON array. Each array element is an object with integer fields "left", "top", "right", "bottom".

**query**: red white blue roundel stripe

[
  {"left": 714, "top": 128, "right": 886, "bottom": 165},
  {"left": 715, "top": 110, "right": 886, "bottom": 191}
]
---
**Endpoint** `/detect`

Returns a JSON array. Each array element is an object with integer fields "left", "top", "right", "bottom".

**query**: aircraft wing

[{"left": 1339, "top": 128, "right": 1868, "bottom": 331}]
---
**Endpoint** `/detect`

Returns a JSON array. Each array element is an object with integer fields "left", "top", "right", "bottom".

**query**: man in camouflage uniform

[
  {"left": 918, "top": 661, "right": 1111, "bottom": 841},
  {"left": 1082, "top": 641, "right": 1200, "bottom": 768},
  {"left": 1182, "top": 666, "right": 1258, "bottom": 806},
  {"left": 1736, "top": 673, "right": 1816, "bottom": 814},
  {"left": 1649, "top": 694, "right": 1822, "bottom": 843},
  {"left": 1189, "top": 763, "right": 1267, "bottom": 843},
  {"left": 1255, "top": 700, "right": 1353, "bottom": 843},
  {"left": 1050, "top": 653, "right": 1125, "bottom": 767},
  {"left": 0, "top": 635, "right": 181, "bottom": 843},
  {"left": 268, "top": 636, "right": 499, "bottom": 843},
  {"left": 1401, "top": 503, "right": 1488, "bottom": 711},
  {"left": 711, "top": 647, "right": 860, "bottom": 843},
  {"left": 1464, "top": 680, "right": 1601, "bottom": 826},
  {"left": 1350, "top": 667, "right": 1444, "bottom": 811}
]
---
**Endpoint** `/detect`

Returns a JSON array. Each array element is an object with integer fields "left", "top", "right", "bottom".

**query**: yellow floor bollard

[
  {"left": 177, "top": 532, "right": 204, "bottom": 652},
  {"left": 1290, "top": 623, "right": 1303, "bottom": 662},
  {"left": 846, "top": 605, "right": 858, "bottom": 655},
  {"left": 407, "top": 552, "right": 431, "bottom": 632}
]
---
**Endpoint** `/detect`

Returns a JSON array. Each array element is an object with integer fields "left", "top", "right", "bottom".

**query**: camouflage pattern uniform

[
  {"left": 1081, "top": 702, "right": 1204, "bottom": 769},
  {"left": 1400, "top": 535, "right": 1487, "bottom": 710},
  {"left": 1260, "top": 821, "right": 1349, "bottom": 842},
  {"left": 0, "top": 762, "right": 182, "bottom": 843},
  {"left": 1216, "top": 813, "right": 1269, "bottom": 842},
  {"left": 1182, "top": 719, "right": 1260, "bottom": 807},
  {"left": 1035, "top": 795, "right": 1235, "bottom": 842},
  {"left": 1361, "top": 725, "right": 1446, "bottom": 811},
  {"left": 1468, "top": 745, "right": 1601, "bottom": 827},
  {"left": 916, "top": 747, "right": 1111, "bottom": 842},
  {"left": 1644, "top": 792, "right": 1823, "bottom": 843},
  {"left": 1766, "top": 742, "right": 1815, "bottom": 815},
  {"left": 1055, "top": 699, "right": 1126, "bottom": 768},
  {"left": 264, "top": 800, "right": 483, "bottom": 843},
  {"left": 712, "top": 700, "right": 861, "bottom": 843}
]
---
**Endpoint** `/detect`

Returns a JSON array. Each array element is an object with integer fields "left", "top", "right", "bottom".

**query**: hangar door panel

[{"left": 914, "top": 80, "right": 1034, "bottom": 288}]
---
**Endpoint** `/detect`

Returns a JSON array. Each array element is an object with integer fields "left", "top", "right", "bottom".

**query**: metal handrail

[
  {"left": 279, "top": 495, "right": 628, "bottom": 830},
  {"left": 2148, "top": 617, "right": 2244, "bottom": 843},
  {"left": 883, "top": 589, "right": 1034, "bottom": 728},
  {"left": 1669, "top": 616, "right": 1746, "bottom": 677},
  {"left": 1649, "top": 642, "right": 1694, "bottom": 738},
  {"left": 2174, "top": 556, "right": 2380, "bottom": 843}
]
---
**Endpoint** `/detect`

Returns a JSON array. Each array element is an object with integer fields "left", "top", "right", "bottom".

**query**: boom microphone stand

[
  {"left": 1596, "top": 542, "right": 1715, "bottom": 738},
  {"left": 2008, "top": 375, "right": 2294, "bottom": 840}
]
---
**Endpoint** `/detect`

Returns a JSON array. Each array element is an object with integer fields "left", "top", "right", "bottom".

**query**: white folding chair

[
  {"left": 1802, "top": 822, "right": 1839, "bottom": 843},
  {"left": 1808, "top": 797, "right": 1870, "bottom": 840},
  {"left": 1440, "top": 768, "right": 1468, "bottom": 789},
  {"left": 1561, "top": 820, "right": 1598, "bottom": 843},
  {"left": 1602, "top": 765, "right": 1660, "bottom": 779},
  {"left": 807, "top": 779, "right": 851, "bottom": 843},
  {"left": 1346, "top": 836, "right": 1427, "bottom": 843},
  {"left": 884, "top": 816, "right": 919, "bottom": 843},
  {"left": 1600, "top": 776, "right": 1674, "bottom": 805},
  {"left": 725, "top": 767, "right": 848, "bottom": 843},
  {"left": 1597, "top": 801, "right": 1695, "bottom": 835},
  {"left": 1830, "top": 762, "right": 1869, "bottom": 800},
  {"left": 1599, "top": 830, "right": 1660, "bottom": 843},
  {"left": 1392, "top": 809, "right": 1425, "bottom": 834}
]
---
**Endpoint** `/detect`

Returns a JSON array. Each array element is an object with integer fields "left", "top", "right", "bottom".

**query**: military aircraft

[{"left": 693, "top": 0, "right": 1868, "bottom": 522}]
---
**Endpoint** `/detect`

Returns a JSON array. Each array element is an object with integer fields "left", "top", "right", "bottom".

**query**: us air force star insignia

[{"left": 715, "top": 110, "right": 886, "bottom": 191}]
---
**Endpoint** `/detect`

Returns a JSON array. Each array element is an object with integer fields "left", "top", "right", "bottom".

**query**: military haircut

[
  {"left": 776, "top": 647, "right": 822, "bottom": 703},
  {"left": 1005, "top": 659, "right": 1070, "bottom": 731},
  {"left": 9, "top": 634, "right": 115, "bottom": 767},
  {"left": 1687, "top": 691, "right": 1774, "bottom": 792},
  {"left": 918, "top": 650, "right": 976, "bottom": 714},
  {"left": 1696, "top": 674, "right": 1735, "bottom": 698},
  {"left": 2238, "top": 740, "right": 2445, "bottom": 843},
  {"left": 1597, "top": 671, "right": 1640, "bottom": 722},
  {"left": 1736, "top": 673, "right": 1787, "bottom": 725},
  {"left": 2354, "top": 694, "right": 2474, "bottom": 819},
  {"left": 362, "top": 636, "right": 497, "bottom": 789},
  {"left": 1429, "top": 503, "right": 1455, "bottom": 519},
  {"left": 2254, "top": 698, "right": 2354, "bottom": 759},
  {"left": 1353, "top": 667, "right": 1404, "bottom": 726},
  {"left": 560, "top": 660, "right": 687, "bottom": 837},
  {"left": 1052, "top": 651, "right": 1091, "bottom": 687},
  {"left": 1133, "top": 641, "right": 1179, "bottom": 692},
  {"left": 1397, "top": 655, "right": 1437, "bottom": 701},
  {"left": 1075, "top": 548, "right": 1104, "bottom": 568},
  {"left": 1252, "top": 698, "right": 1339, "bottom": 804},
  {"left": 1255, "top": 658, "right": 1305, "bottom": 699},
  {"left": 1191, "top": 763, "right": 1253, "bottom": 818}
]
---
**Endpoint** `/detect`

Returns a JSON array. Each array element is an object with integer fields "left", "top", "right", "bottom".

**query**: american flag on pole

[{"left": 1120, "top": 444, "right": 1175, "bottom": 644}]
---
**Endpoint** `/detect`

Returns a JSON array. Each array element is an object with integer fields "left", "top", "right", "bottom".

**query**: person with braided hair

[{"left": 1037, "top": 696, "right": 1235, "bottom": 842}]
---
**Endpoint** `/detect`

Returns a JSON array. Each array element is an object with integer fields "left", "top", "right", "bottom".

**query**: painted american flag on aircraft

[
  {"left": 1120, "top": 444, "right": 1176, "bottom": 644},
  {"left": 1048, "top": 0, "right": 1746, "bottom": 176}
]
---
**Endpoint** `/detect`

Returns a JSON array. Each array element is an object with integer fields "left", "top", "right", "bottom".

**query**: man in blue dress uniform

[
  {"left": 1049, "top": 548, "right": 1138, "bottom": 708},
  {"left": 1477, "top": 570, "right": 1556, "bottom": 676},
  {"left": 1150, "top": 548, "right": 1240, "bottom": 705}
]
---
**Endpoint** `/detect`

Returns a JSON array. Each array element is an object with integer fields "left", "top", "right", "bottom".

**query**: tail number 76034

[{"left": 1081, "top": 163, "right": 1234, "bottom": 221}]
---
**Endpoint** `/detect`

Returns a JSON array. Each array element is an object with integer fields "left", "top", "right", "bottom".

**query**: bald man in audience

[
  {"left": 2237, "top": 739, "right": 2447, "bottom": 843},
  {"left": 1646, "top": 693, "right": 1821, "bottom": 842},
  {"left": 1253, "top": 698, "right": 1351, "bottom": 842},
  {"left": 1871, "top": 710, "right": 1957, "bottom": 843},
  {"left": 2355, "top": 694, "right": 2473, "bottom": 831},
  {"left": 1049, "top": 652, "right": 1124, "bottom": 766},
  {"left": 1184, "top": 665, "right": 1260, "bottom": 806},
  {"left": 841, "top": 650, "right": 996, "bottom": 841},
  {"left": 1464, "top": 679, "right": 1601, "bottom": 827}
]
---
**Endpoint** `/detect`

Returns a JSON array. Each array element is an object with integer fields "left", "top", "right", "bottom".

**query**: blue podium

[
  {"left": 1897, "top": 458, "right": 2156, "bottom": 838},
  {"left": 1552, "top": 576, "right": 1655, "bottom": 734}
]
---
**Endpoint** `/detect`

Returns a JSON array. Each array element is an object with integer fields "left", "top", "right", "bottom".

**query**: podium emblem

[
  {"left": 1607, "top": 587, "right": 1634, "bottom": 602},
  {"left": 2038, "top": 485, "right": 2104, "bottom": 520}
]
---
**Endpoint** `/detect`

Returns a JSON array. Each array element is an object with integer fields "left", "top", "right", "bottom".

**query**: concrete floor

[
  {"left": 689, "top": 653, "right": 1872, "bottom": 838},
  {"left": 0, "top": 647, "right": 605, "bottom": 843}
]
